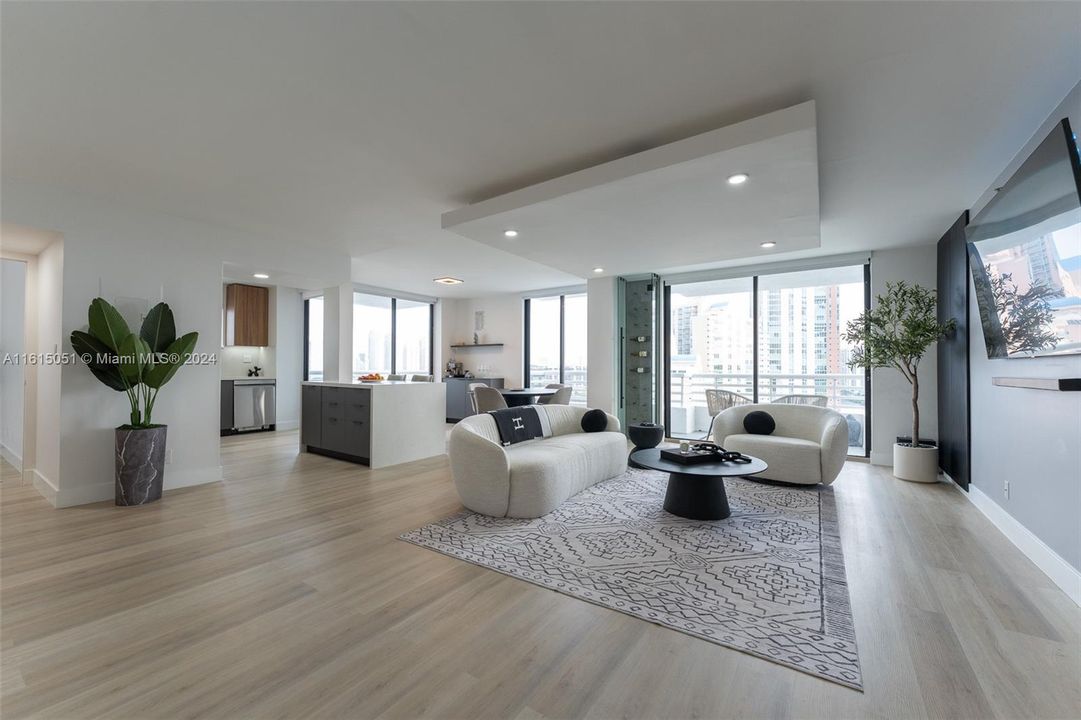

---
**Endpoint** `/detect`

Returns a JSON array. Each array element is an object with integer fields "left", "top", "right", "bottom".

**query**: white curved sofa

[
  {"left": 711, "top": 403, "right": 848, "bottom": 486},
  {"left": 449, "top": 405, "right": 627, "bottom": 518}
]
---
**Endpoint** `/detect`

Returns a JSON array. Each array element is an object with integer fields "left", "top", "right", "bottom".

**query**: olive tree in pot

[
  {"left": 843, "top": 281, "right": 954, "bottom": 483},
  {"left": 71, "top": 298, "right": 198, "bottom": 505}
]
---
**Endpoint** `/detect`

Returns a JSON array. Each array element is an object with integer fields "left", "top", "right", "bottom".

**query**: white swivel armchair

[{"left": 712, "top": 403, "right": 848, "bottom": 485}]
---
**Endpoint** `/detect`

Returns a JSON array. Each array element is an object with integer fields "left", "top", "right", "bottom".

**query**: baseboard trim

[
  {"left": 164, "top": 465, "right": 224, "bottom": 491},
  {"left": 48, "top": 465, "right": 225, "bottom": 508},
  {"left": 962, "top": 483, "right": 1081, "bottom": 607},
  {"left": 275, "top": 420, "right": 299, "bottom": 431},
  {"left": 1, "top": 443, "right": 22, "bottom": 472},
  {"left": 30, "top": 469, "right": 59, "bottom": 507}
]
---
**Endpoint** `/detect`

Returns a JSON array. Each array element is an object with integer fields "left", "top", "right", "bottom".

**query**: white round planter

[{"left": 893, "top": 443, "right": 939, "bottom": 483}]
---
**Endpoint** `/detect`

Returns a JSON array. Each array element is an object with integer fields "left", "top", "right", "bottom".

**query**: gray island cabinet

[{"left": 300, "top": 381, "right": 445, "bottom": 468}]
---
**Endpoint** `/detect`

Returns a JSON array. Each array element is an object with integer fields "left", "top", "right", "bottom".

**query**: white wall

[
  {"left": 322, "top": 283, "right": 353, "bottom": 382},
  {"left": 966, "top": 82, "right": 1081, "bottom": 582},
  {"left": 868, "top": 244, "right": 939, "bottom": 466},
  {"left": 586, "top": 276, "right": 618, "bottom": 414},
  {"left": 32, "top": 239, "right": 64, "bottom": 500},
  {"left": 442, "top": 295, "right": 524, "bottom": 386},
  {"left": 1, "top": 259, "right": 27, "bottom": 468},
  {"left": 274, "top": 285, "right": 303, "bottom": 429},
  {"left": 4, "top": 181, "right": 349, "bottom": 507}
]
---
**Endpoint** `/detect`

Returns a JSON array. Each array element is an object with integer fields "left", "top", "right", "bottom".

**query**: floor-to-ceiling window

[
  {"left": 352, "top": 292, "right": 433, "bottom": 377},
  {"left": 563, "top": 293, "right": 588, "bottom": 405},
  {"left": 524, "top": 291, "right": 588, "bottom": 405},
  {"left": 352, "top": 293, "right": 393, "bottom": 375},
  {"left": 304, "top": 296, "right": 324, "bottom": 381},
  {"left": 394, "top": 299, "right": 433, "bottom": 376},
  {"left": 665, "top": 263, "right": 869, "bottom": 455}
]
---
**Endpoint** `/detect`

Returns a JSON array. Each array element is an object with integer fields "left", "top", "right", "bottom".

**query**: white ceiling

[
  {"left": 3, "top": 2, "right": 1080, "bottom": 296},
  {"left": 442, "top": 102, "right": 819, "bottom": 277}
]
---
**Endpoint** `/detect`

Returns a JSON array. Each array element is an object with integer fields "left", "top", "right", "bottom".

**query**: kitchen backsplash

[{"left": 220, "top": 345, "right": 276, "bottom": 379}]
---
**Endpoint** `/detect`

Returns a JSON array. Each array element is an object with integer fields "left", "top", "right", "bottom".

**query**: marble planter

[{"left": 115, "top": 425, "right": 167, "bottom": 506}]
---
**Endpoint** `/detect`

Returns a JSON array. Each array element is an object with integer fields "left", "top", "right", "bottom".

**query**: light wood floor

[{"left": 2, "top": 431, "right": 1078, "bottom": 720}]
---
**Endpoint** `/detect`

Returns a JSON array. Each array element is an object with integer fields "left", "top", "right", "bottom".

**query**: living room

[{"left": 1, "top": 3, "right": 1079, "bottom": 719}]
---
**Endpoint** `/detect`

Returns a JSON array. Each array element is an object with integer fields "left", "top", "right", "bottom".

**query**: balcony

[{"left": 669, "top": 371, "right": 867, "bottom": 454}]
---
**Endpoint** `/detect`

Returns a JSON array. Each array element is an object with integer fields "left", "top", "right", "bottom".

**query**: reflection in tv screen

[{"left": 968, "top": 119, "right": 1081, "bottom": 359}]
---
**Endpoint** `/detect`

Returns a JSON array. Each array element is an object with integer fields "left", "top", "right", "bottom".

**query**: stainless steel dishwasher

[{"left": 233, "top": 379, "right": 276, "bottom": 431}]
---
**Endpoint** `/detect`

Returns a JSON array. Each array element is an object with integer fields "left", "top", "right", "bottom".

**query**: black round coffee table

[{"left": 629, "top": 447, "right": 768, "bottom": 520}]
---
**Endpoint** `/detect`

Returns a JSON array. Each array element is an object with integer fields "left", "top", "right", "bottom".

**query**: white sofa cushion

[
  {"left": 505, "top": 432, "right": 628, "bottom": 517},
  {"left": 723, "top": 433, "right": 823, "bottom": 484}
]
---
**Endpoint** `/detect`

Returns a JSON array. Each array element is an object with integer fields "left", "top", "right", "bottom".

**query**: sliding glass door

[
  {"left": 524, "top": 292, "right": 588, "bottom": 405},
  {"left": 665, "top": 264, "right": 869, "bottom": 455},
  {"left": 667, "top": 278, "right": 754, "bottom": 437},
  {"left": 757, "top": 267, "right": 868, "bottom": 453}
]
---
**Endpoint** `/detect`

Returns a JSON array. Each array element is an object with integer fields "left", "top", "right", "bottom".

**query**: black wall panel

[{"left": 937, "top": 211, "right": 970, "bottom": 490}]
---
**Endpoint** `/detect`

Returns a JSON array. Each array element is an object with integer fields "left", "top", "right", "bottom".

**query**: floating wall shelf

[
  {"left": 992, "top": 377, "right": 1081, "bottom": 392},
  {"left": 450, "top": 343, "right": 504, "bottom": 349}
]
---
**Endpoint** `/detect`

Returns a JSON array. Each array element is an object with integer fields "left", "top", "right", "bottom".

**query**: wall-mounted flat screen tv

[{"left": 968, "top": 118, "right": 1081, "bottom": 359}]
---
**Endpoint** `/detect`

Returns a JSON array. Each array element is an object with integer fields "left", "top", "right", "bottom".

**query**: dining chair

[
  {"left": 538, "top": 383, "right": 570, "bottom": 405},
  {"left": 772, "top": 394, "right": 828, "bottom": 407},
  {"left": 705, "top": 389, "right": 751, "bottom": 417},
  {"left": 473, "top": 385, "right": 508, "bottom": 413},
  {"left": 386, "top": 374, "right": 406, "bottom": 381},
  {"left": 410, "top": 374, "right": 433, "bottom": 382},
  {"left": 539, "top": 383, "right": 572, "bottom": 405},
  {"left": 467, "top": 382, "right": 487, "bottom": 414}
]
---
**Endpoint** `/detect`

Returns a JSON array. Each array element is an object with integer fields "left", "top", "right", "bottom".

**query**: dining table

[{"left": 498, "top": 387, "right": 559, "bottom": 407}]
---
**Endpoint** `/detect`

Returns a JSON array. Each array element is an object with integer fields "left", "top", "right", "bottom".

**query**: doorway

[{"left": 1, "top": 258, "right": 27, "bottom": 473}]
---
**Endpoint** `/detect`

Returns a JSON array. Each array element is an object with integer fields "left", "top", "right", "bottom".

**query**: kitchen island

[{"left": 300, "top": 381, "right": 446, "bottom": 468}]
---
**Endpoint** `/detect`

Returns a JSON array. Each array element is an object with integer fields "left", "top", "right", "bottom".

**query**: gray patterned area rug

[{"left": 401, "top": 467, "right": 861, "bottom": 690}]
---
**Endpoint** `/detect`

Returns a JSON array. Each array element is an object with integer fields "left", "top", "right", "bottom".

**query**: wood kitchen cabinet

[{"left": 224, "top": 283, "right": 269, "bottom": 346}]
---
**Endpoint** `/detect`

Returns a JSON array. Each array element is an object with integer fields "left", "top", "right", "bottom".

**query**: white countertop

[{"left": 301, "top": 380, "right": 440, "bottom": 389}]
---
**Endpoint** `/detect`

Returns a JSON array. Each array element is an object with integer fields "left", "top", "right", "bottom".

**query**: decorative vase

[
  {"left": 115, "top": 425, "right": 167, "bottom": 505},
  {"left": 628, "top": 422, "right": 665, "bottom": 450},
  {"left": 893, "top": 442, "right": 938, "bottom": 483}
]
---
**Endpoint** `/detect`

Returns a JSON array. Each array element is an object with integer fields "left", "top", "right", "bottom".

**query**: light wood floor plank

[{"left": 2, "top": 431, "right": 1078, "bottom": 719}]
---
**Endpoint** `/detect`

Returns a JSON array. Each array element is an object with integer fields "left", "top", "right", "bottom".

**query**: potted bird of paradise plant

[{"left": 71, "top": 298, "right": 198, "bottom": 505}]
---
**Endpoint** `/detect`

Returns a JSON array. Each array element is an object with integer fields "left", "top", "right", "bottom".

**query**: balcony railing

[
  {"left": 668, "top": 371, "right": 867, "bottom": 451},
  {"left": 528, "top": 367, "right": 588, "bottom": 406}
]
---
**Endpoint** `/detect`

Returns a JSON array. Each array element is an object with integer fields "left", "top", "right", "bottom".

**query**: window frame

[
  {"left": 523, "top": 291, "right": 586, "bottom": 403},
  {"left": 303, "top": 295, "right": 324, "bottom": 382},
  {"left": 662, "top": 262, "right": 871, "bottom": 458},
  {"left": 352, "top": 292, "right": 434, "bottom": 376}
]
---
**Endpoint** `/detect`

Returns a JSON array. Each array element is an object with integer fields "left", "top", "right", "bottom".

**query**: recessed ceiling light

[
  {"left": 593, "top": 267, "right": 604, "bottom": 273},
  {"left": 760, "top": 241, "right": 776, "bottom": 249},
  {"left": 504, "top": 230, "right": 519, "bottom": 238},
  {"left": 433, "top": 276, "right": 464, "bottom": 285},
  {"left": 252, "top": 273, "right": 270, "bottom": 279},
  {"left": 727, "top": 173, "right": 749, "bottom": 185}
]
